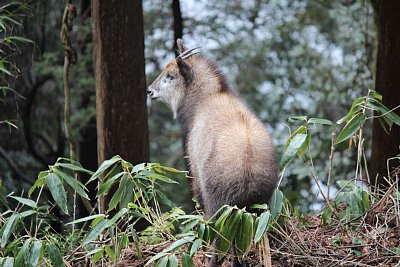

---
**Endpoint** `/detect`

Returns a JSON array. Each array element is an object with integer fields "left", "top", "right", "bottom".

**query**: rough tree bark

[
  {"left": 92, "top": 0, "right": 149, "bottom": 211},
  {"left": 370, "top": 0, "right": 400, "bottom": 187}
]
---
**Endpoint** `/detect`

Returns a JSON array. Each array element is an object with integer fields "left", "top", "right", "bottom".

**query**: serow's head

[{"left": 147, "top": 39, "right": 200, "bottom": 117}]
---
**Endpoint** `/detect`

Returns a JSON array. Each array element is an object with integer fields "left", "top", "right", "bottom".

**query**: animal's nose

[{"left": 147, "top": 88, "right": 154, "bottom": 97}]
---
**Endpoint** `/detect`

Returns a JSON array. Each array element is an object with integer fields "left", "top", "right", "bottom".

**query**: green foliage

[
  {"left": 148, "top": 189, "right": 288, "bottom": 265},
  {"left": 0, "top": 155, "right": 187, "bottom": 266},
  {"left": 0, "top": 1, "right": 32, "bottom": 127}
]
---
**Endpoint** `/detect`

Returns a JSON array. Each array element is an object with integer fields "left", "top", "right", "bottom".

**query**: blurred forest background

[{"left": 0, "top": 0, "right": 398, "bottom": 214}]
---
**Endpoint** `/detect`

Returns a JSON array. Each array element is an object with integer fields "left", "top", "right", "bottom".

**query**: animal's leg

[{"left": 230, "top": 246, "right": 245, "bottom": 267}]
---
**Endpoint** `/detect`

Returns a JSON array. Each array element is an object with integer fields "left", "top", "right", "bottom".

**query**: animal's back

[{"left": 188, "top": 92, "right": 277, "bottom": 218}]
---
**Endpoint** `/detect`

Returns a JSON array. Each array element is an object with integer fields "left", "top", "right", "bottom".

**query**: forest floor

[{"left": 109, "top": 184, "right": 400, "bottom": 267}]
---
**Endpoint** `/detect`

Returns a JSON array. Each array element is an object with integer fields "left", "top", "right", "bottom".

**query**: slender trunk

[
  {"left": 92, "top": 0, "right": 149, "bottom": 212},
  {"left": 172, "top": 0, "right": 183, "bottom": 57},
  {"left": 370, "top": 0, "right": 400, "bottom": 187}
]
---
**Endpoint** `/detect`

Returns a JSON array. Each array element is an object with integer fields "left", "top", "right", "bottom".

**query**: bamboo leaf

[
  {"left": 190, "top": 239, "right": 202, "bottom": 257},
  {"left": 280, "top": 133, "right": 307, "bottom": 170},
  {"left": 2, "top": 257, "right": 14, "bottom": 267},
  {"left": 97, "top": 172, "right": 125, "bottom": 196},
  {"left": 146, "top": 252, "right": 168, "bottom": 266},
  {"left": 181, "top": 253, "right": 194, "bottom": 267},
  {"left": 235, "top": 212, "right": 254, "bottom": 257},
  {"left": 9, "top": 196, "right": 37, "bottom": 209},
  {"left": 83, "top": 219, "right": 109, "bottom": 245},
  {"left": 254, "top": 211, "right": 270, "bottom": 243},
  {"left": 1, "top": 213, "right": 20, "bottom": 247},
  {"left": 167, "top": 254, "right": 178, "bottom": 267},
  {"left": 270, "top": 190, "right": 283, "bottom": 219},
  {"left": 28, "top": 240, "right": 42, "bottom": 267},
  {"left": 218, "top": 210, "right": 243, "bottom": 259},
  {"left": 336, "top": 113, "right": 366, "bottom": 144},
  {"left": 66, "top": 214, "right": 105, "bottom": 226},
  {"left": 53, "top": 168, "right": 89, "bottom": 200},
  {"left": 104, "top": 245, "right": 116, "bottom": 261},
  {"left": 46, "top": 244, "right": 65, "bottom": 267},
  {"left": 45, "top": 173, "right": 69, "bottom": 214},
  {"left": 107, "top": 175, "right": 128, "bottom": 212},
  {"left": 15, "top": 238, "right": 31, "bottom": 266},
  {"left": 164, "top": 236, "right": 195, "bottom": 253},
  {"left": 55, "top": 163, "right": 93, "bottom": 175},
  {"left": 87, "top": 156, "right": 121, "bottom": 184},
  {"left": 307, "top": 118, "right": 334, "bottom": 126}
]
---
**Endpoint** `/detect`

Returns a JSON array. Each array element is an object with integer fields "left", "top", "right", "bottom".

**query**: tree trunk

[
  {"left": 172, "top": 0, "right": 183, "bottom": 57},
  {"left": 370, "top": 0, "right": 400, "bottom": 187},
  {"left": 92, "top": 0, "right": 149, "bottom": 212}
]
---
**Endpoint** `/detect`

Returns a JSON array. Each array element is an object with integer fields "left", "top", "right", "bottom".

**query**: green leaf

[
  {"left": 46, "top": 244, "right": 65, "bottom": 267},
  {"left": 213, "top": 206, "right": 233, "bottom": 231},
  {"left": 15, "top": 238, "right": 31, "bottom": 266},
  {"left": 218, "top": 210, "right": 243, "bottom": 259},
  {"left": 1, "top": 213, "right": 20, "bottom": 247},
  {"left": 120, "top": 181, "right": 134, "bottom": 208},
  {"left": 54, "top": 163, "right": 93, "bottom": 175},
  {"left": 283, "top": 126, "right": 307, "bottom": 151},
  {"left": 92, "top": 248, "right": 104, "bottom": 264},
  {"left": 104, "top": 245, "right": 116, "bottom": 261},
  {"left": 370, "top": 90, "right": 382, "bottom": 101},
  {"left": 107, "top": 175, "right": 128, "bottom": 212},
  {"left": 368, "top": 99, "right": 400, "bottom": 127},
  {"left": 336, "top": 113, "right": 366, "bottom": 144},
  {"left": 190, "top": 239, "right": 202, "bottom": 257},
  {"left": 361, "top": 191, "right": 370, "bottom": 210},
  {"left": 66, "top": 214, "right": 105, "bottom": 226},
  {"left": 146, "top": 252, "right": 168, "bottom": 266},
  {"left": 106, "top": 208, "right": 128, "bottom": 227},
  {"left": 235, "top": 212, "right": 254, "bottom": 257},
  {"left": 45, "top": 173, "right": 69, "bottom": 214},
  {"left": 2, "top": 257, "right": 14, "bottom": 267},
  {"left": 87, "top": 156, "right": 121, "bottom": 184},
  {"left": 20, "top": 210, "right": 37, "bottom": 218},
  {"left": 164, "top": 236, "right": 195, "bottom": 253},
  {"left": 270, "top": 190, "right": 283, "bottom": 219},
  {"left": 181, "top": 253, "right": 194, "bottom": 267},
  {"left": 337, "top": 97, "right": 364, "bottom": 124},
  {"left": 28, "top": 240, "right": 42, "bottom": 267},
  {"left": 83, "top": 219, "right": 109, "bottom": 245},
  {"left": 254, "top": 211, "right": 270, "bottom": 243},
  {"left": 155, "top": 189, "right": 175, "bottom": 208},
  {"left": 6, "top": 36, "right": 34, "bottom": 44},
  {"left": 280, "top": 133, "right": 308, "bottom": 170},
  {"left": 28, "top": 173, "right": 47, "bottom": 196},
  {"left": 197, "top": 224, "right": 205, "bottom": 239},
  {"left": 321, "top": 206, "right": 332, "bottom": 226},
  {"left": 307, "top": 118, "right": 334, "bottom": 126},
  {"left": 53, "top": 168, "right": 89, "bottom": 200},
  {"left": 288, "top": 115, "right": 307, "bottom": 122},
  {"left": 182, "top": 219, "right": 199, "bottom": 234},
  {"left": 156, "top": 255, "right": 169, "bottom": 267},
  {"left": 9, "top": 196, "right": 37, "bottom": 209},
  {"left": 97, "top": 172, "right": 125, "bottom": 196},
  {"left": 167, "top": 254, "right": 178, "bottom": 267}
]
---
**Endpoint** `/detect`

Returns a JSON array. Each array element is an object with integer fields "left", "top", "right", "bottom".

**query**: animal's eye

[{"left": 166, "top": 73, "right": 175, "bottom": 80}]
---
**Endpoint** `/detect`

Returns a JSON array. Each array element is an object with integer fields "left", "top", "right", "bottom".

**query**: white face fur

[{"left": 147, "top": 61, "right": 186, "bottom": 118}]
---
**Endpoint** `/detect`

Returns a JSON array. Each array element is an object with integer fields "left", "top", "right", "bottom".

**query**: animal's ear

[
  {"left": 176, "top": 57, "right": 193, "bottom": 85},
  {"left": 177, "top": 39, "right": 187, "bottom": 54}
]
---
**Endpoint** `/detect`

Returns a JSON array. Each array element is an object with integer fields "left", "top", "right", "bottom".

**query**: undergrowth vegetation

[{"left": 0, "top": 90, "right": 399, "bottom": 266}]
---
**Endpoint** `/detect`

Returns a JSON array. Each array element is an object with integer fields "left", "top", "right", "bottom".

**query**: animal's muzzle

[{"left": 147, "top": 88, "right": 154, "bottom": 97}]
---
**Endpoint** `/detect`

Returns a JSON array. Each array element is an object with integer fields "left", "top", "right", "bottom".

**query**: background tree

[
  {"left": 370, "top": 0, "right": 400, "bottom": 187},
  {"left": 92, "top": 0, "right": 149, "bottom": 212}
]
